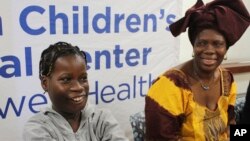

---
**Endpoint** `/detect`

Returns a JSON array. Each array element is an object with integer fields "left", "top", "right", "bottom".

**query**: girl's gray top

[{"left": 23, "top": 103, "right": 128, "bottom": 141}]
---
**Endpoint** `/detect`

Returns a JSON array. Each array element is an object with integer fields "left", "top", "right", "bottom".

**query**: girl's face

[
  {"left": 193, "top": 29, "right": 227, "bottom": 72},
  {"left": 43, "top": 55, "right": 89, "bottom": 115}
]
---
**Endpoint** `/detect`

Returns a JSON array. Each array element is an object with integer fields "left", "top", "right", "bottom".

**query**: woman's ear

[{"left": 40, "top": 75, "right": 48, "bottom": 92}]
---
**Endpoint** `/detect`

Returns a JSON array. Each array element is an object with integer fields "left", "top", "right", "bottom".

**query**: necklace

[{"left": 193, "top": 66, "right": 214, "bottom": 91}]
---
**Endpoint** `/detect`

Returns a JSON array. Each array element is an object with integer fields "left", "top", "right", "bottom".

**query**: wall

[
  {"left": 0, "top": 1, "right": 182, "bottom": 140},
  {"left": 180, "top": 0, "right": 250, "bottom": 94}
]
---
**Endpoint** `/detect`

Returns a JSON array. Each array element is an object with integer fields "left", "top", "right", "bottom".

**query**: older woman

[{"left": 145, "top": 0, "right": 250, "bottom": 140}]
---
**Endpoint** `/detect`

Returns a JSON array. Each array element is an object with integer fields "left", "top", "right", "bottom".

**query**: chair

[
  {"left": 234, "top": 96, "right": 246, "bottom": 124},
  {"left": 129, "top": 111, "right": 145, "bottom": 141},
  {"left": 237, "top": 81, "right": 250, "bottom": 124}
]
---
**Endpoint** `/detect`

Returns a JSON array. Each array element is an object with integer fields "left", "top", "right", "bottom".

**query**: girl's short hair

[{"left": 39, "top": 41, "right": 87, "bottom": 79}]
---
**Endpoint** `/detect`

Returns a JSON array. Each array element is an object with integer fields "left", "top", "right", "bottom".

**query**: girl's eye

[
  {"left": 79, "top": 76, "right": 88, "bottom": 82},
  {"left": 61, "top": 77, "right": 71, "bottom": 83}
]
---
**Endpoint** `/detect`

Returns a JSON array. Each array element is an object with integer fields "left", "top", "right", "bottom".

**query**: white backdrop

[{"left": 0, "top": 1, "right": 182, "bottom": 140}]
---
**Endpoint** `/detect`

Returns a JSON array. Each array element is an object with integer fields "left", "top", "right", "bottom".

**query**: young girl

[{"left": 23, "top": 42, "right": 128, "bottom": 141}]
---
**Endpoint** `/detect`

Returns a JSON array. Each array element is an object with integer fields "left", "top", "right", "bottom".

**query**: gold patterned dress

[{"left": 145, "top": 68, "right": 236, "bottom": 141}]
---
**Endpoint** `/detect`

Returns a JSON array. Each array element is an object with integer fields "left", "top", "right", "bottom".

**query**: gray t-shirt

[{"left": 23, "top": 103, "right": 128, "bottom": 141}]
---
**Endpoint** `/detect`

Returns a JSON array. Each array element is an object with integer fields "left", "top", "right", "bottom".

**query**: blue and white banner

[{"left": 0, "top": 1, "right": 182, "bottom": 140}]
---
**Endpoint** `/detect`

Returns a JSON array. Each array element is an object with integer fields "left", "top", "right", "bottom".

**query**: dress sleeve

[
  {"left": 225, "top": 70, "right": 237, "bottom": 125},
  {"left": 228, "top": 80, "right": 237, "bottom": 124},
  {"left": 145, "top": 73, "right": 189, "bottom": 140},
  {"left": 228, "top": 81, "right": 237, "bottom": 106}
]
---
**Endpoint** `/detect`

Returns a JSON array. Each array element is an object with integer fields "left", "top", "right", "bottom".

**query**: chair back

[{"left": 129, "top": 111, "right": 145, "bottom": 141}]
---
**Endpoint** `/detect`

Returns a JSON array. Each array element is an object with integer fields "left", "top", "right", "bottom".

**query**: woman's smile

[{"left": 201, "top": 58, "right": 217, "bottom": 66}]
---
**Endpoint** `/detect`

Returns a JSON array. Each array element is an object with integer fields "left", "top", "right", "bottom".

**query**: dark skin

[
  {"left": 40, "top": 55, "right": 89, "bottom": 132},
  {"left": 176, "top": 29, "right": 227, "bottom": 111},
  {"left": 176, "top": 29, "right": 236, "bottom": 137},
  {"left": 175, "top": 29, "right": 233, "bottom": 137},
  {"left": 178, "top": 60, "right": 221, "bottom": 111}
]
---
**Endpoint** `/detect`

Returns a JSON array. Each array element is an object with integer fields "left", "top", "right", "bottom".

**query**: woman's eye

[
  {"left": 213, "top": 42, "right": 225, "bottom": 48},
  {"left": 196, "top": 41, "right": 207, "bottom": 47}
]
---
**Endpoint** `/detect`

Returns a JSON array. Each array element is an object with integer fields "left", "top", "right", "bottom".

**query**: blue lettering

[
  {"left": 126, "top": 14, "right": 140, "bottom": 33},
  {"left": 138, "top": 76, "right": 149, "bottom": 96},
  {"left": 0, "top": 74, "right": 153, "bottom": 119},
  {"left": 88, "top": 74, "right": 153, "bottom": 105},
  {"left": 85, "top": 45, "right": 151, "bottom": 70},
  {"left": 114, "top": 14, "right": 125, "bottom": 33},
  {"left": 142, "top": 47, "right": 152, "bottom": 65},
  {"left": 25, "top": 47, "right": 32, "bottom": 76},
  {"left": 0, "top": 93, "right": 48, "bottom": 119},
  {"left": 101, "top": 85, "right": 115, "bottom": 103},
  {"left": 95, "top": 50, "right": 111, "bottom": 70},
  {"left": 73, "top": 6, "right": 79, "bottom": 34},
  {"left": 29, "top": 94, "right": 48, "bottom": 113},
  {"left": 92, "top": 7, "right": 111, "bottom": 33},
  {"left": 0, "top": 96, "right": 25, "bottom": 119},
  {"left": 166, "top": 14, "right": 176, "bottom": 31},
  {"left": 113, "top": 45, "right": 123, "bottom": 68},
  {"left": 0, "top": 55, "right": 21, "bottom": 78},
  {"left": 0, "top": 47, "right": 32, "bottom": 78},
  {"left": 126, "top": 48, "right": 140, "bottom": 66},
  {"left": 144, "top": 14, "right": 157, "bottom": 32},
  {"left": 83, "top": 6, "right": 89, "bottom": 33},
  {"left": 20, "top": 6, "right": 46, "bottom": 35},
  {"left": 89, "top": 81, "right": 99, "bottom": 104},
  {"left": 84, "top": 51, "right": 92, "bottom": 70},
  {"left": 19, "top": 5, "right": 177, "bottom": 35},
  {"left": 50, "top": 5, "right": 69, "bottom": 34},
  {"left": 0, "top": 16, "right": 3, "bottom": 35},
  {"left": 117, "top": 83, "right": 130, "bottom": 100}
]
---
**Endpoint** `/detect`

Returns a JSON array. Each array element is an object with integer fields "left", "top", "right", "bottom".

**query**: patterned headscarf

[{"left": 170, "top": 0, "right": 250, "bottom": 48}]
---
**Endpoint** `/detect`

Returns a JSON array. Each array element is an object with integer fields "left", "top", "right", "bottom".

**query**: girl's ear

[{"left": 40, "top": 76, "right": 49, "bottom": 92}]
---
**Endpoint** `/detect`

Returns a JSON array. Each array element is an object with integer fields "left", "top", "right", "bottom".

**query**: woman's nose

[{"left": 205, "top": 43, "right": 216, "bottom": 53}]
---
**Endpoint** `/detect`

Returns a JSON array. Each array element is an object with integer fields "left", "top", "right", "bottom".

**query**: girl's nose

[{"left": 70, "top": 80, "right": 84, "bottom": 91}]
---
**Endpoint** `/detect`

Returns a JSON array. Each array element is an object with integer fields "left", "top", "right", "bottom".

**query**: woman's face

[
  {"left": 193, "top": 29, "right": 227, "bottom": 72},
  {"left": 44, "top": 55, "right": 89, "bottom": 114}
]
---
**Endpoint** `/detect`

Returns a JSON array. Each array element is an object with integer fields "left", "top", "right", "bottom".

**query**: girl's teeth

[{"left": 73, "top": 97, "right": 82, "bottom": 102}]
